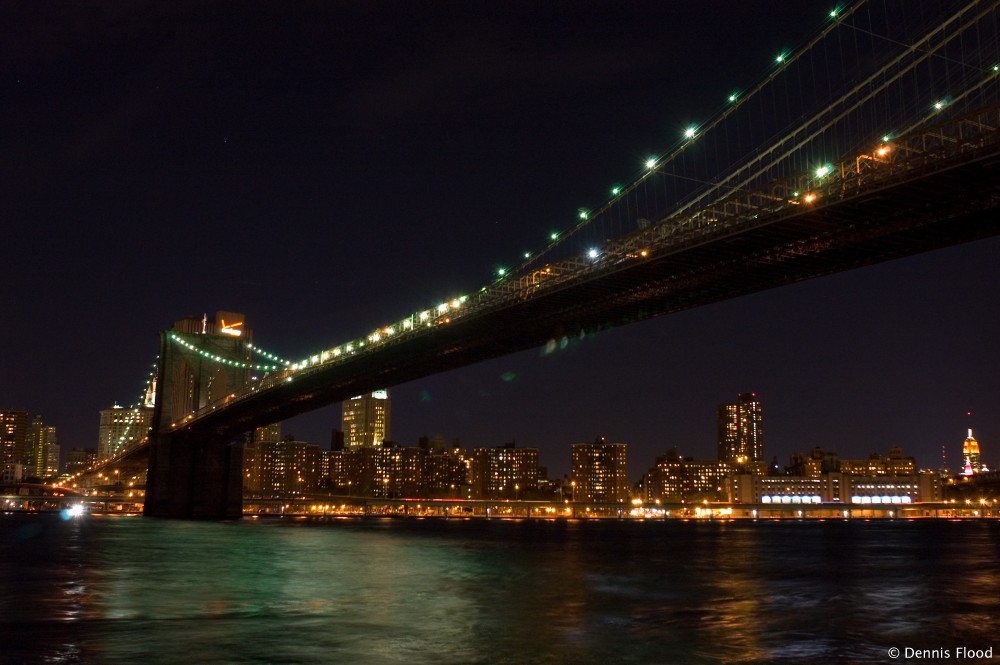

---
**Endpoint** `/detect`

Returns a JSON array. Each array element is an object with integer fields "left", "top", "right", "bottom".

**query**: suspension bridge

[{"left": 72, "top": 1, "right": 1000, "bottom": 517}]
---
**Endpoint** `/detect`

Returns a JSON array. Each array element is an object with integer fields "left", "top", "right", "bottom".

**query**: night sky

[{"left": 4, "top": 2, "right": 998, "bottom": 479}]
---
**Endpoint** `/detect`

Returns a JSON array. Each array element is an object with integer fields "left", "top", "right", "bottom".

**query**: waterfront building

[
  {"left": 326, "top": 441, "right": 470, "bottom": 498},
  {"left": 571, "top": 437, "right": 628, "bottom": 503},
  {"left": 342, "top": 390, "right": 390, "bottom": 450},
  {"left": 327, "top": 449, "right": 349, "bottom": 493},
  {"left": 422, "top": 446, "right": 468, "bottom": 498},
  {"left": 847, "top": 473, "right": 942, "bottom": 504},
  {"left": 685, "top": 459, "right": 734, "bottom": 501},
  {"left": 243, "top": 424, "right": 281, "bottom": 496},
  {"left": 243, "top": 428, "right": 321, "bottom": 497},
  {"left": 283, "top": 438, "right": 322, "bottom": 495},
  {"left": 97, "top": 405, "right": 153, "bottom": 460},
  {"left": 1, "top": 409, "right": 29, "bottom": 474},
  {"left": 471, "top": 443, "right": 539, "bottom": 499},
  {"left": 644, "top": 449, "right": 686, "bottom": 502},
  {"left": 728, "top": 473, "right": 841, "bottom": 504},
  {"left": 643, "top": 450, "right": 732, "bottom": 503},
  {"left": 717, "top": 392, "right": 763, "bottom": 464},
  {"left": 727, "top": 471, "right": 941, "bottom": 504}
]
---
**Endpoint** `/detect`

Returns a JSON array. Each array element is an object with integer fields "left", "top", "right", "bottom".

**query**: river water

[{"left": 1, "top": 515, "right": 998, "bottom": 664}]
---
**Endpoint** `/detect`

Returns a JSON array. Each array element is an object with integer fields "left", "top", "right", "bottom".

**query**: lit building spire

[{"left": 962, "top": 428, "right": 981, "bottom": 475}]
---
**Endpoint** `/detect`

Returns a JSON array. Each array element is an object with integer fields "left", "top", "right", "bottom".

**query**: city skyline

[{"left": 3, "top": 1, "right": 998, "bottom": 480}]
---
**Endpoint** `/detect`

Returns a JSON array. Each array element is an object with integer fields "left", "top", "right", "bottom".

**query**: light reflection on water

[{"left": 1, "top": 517, "right": 998, "bottom": 664}]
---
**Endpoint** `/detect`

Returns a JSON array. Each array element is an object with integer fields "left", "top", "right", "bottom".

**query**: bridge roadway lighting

[
  {"left": 645, "top": 157, "right": 657, "bottom": 169},
  {"left": 815, "top": 164, "right": 832, "bottom": 178},
  {"left": 684, "top": 126, "right": 696, "bottom": 139},
  {"left": 587, "top": 248, "right": 599, "bottom": 259}
]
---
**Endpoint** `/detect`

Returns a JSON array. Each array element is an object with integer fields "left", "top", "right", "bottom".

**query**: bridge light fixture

[
  {"left": 815, "top": 164, "right": 832, "bottom": 178},
  {"left": 882, "top": 134, "right": 891, "bottom": 142},
  {"left": 587, "top": 248, "right": 599, "bottom": 260},
  {"left": 549, "top": 232, "right": 559, "bottom": 241},
  {"left": 577, "top": 208, "right": 589, "bottom": 220},
  {"left": 728, "top": 92, "right": 738, "bottom": 103},
  {"left": 645, "top": 157, "right": 657, "bottom": 169},
  {"left": 829, "top": 7, "right": 840, "bottom": 18},
  {"left": 419, "top": 311, "right": 430, "bottom": 321},
  {"left": 437, "top": 303, "right": 449, "bottom": 313},
  {"left": 497, "top": 267, "right": 507, "bottom": 277},
  {"left": 993, "top": 65, "right": 999, "bottom": 72},
  {"left": 611, "top": 186, "right": 621, "bottom": 196},
  {"left": 875, "top": 145, "right": 891, "bottom": 157},
  {"left": 775, "top": 51, "right": 788, "bottom": 64},
  {"left": 524, "top": 251, "right": 531, "bottom": 259},
  {"left": 803, "top": 193, "right": 817, "bottom": 203},
  {"left": 933, "top": 100, "right": 945, "bottom": 110},
  {"left": 450, "top": 299, "right": 461, "bottom": 309},
  {"left": 683, "top": 126, "right": 697, "bottom": 139}
]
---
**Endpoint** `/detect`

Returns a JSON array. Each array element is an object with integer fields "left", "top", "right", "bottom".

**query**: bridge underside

[
  {"left": 196, "top": 144, "right": 1000, "bottom": 437},
  {"left": 146, "top": 139, "right": 999, "bottom": 518}
]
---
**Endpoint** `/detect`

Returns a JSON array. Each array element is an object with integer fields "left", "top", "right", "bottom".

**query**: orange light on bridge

[
  {"left": 219, "top": 319, "right": 244, "bottom": 337},
  {"left": 803, "top": 193, "right": 817, "bottom": 203},
  {"left": 875, "top": 145, "right": 891, "bottom": 157}
]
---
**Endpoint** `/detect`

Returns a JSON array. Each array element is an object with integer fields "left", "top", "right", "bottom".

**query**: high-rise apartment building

[
  {"left": 1, "top": 409, "right": 29, "bottom": 474},
  {"left": 342, "top": 390, "right": 390, "bottom": 449},
  {"left": 571, "top": 437, "right": 628, "bottom": 503},
  {"left": 29, "top": 416, "right": 59, "bottom": 478},
  {"left": 471, "top": 443, "right": 539, "bottom": 499},
  {"left": 98, "top": 405, "right": 153, "bottom": 460},
  {"left": 243, "top": 429, "right": 322, "bottom": 497},
  {"left": 643, "top": 449, "right": 732, "bottom": 503},
  {"left": 717, "top": 392, "right": 763, "bottom": 464},
  {"left": 243, "top": 423, "right": 281, "bottom": 496}
]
